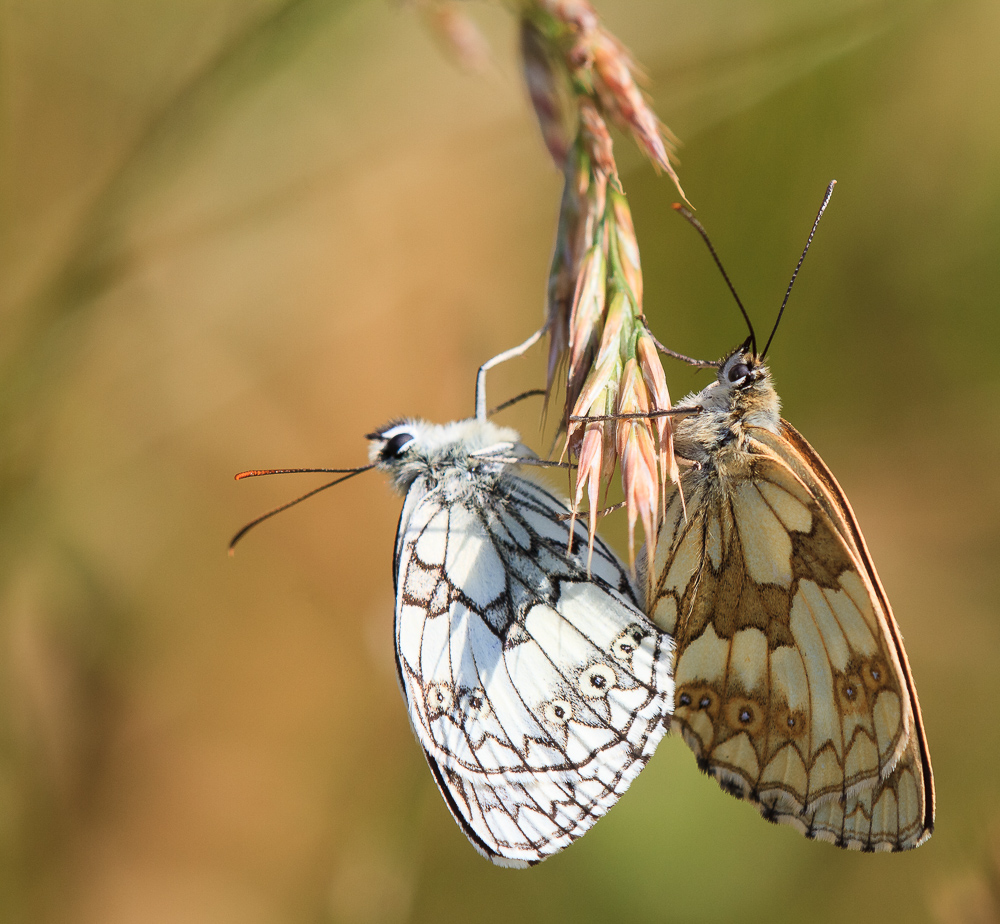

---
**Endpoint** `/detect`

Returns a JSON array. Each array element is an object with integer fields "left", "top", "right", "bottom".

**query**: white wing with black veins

[{"left": 394, "top": 473, "right": 674, "bottom": 866}]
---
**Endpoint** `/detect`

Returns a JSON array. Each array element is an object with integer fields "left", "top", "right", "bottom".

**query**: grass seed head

[
  {"left": 578, "top": 99, "right": 616, "bottom": 179},
  {"left": 536, "top": 0, "right": 599, "bottom": 37},
  {"left": 572, "top": 419, "right": 603, "bottom": 568},
  {"left": 616, "top": 358, "right": 659, "bottom": 572},
  {"left": 636, "top": 328, "right": 679, "bottom": 516},
  {"left": 610, "top": 190, "right": 642, "bottom": 308},
  {"left": 520, "top": 17, "right": 572, "bottom": 165},
  {"left": 568, "top": 377, "right": 618, "bottom": 570},
  {"left": 419, "top": 1, "right": 491, "bottom": 73},
  {"left": 567, "top": 242, "right": 607, "bottom": 385},
  {"left": 515, "top": 0, "right": 686, "bottom": 571}
]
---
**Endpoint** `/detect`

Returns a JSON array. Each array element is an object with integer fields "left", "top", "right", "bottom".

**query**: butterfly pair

[
  {"left": 359, "top": 342, "right": 932, "bottom": 865},
  {"left": 233, "top": 192, "right": 934, "bottom": 865}
]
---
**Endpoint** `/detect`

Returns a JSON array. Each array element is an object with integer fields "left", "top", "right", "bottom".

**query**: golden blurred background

[{"left": 1, "top": 1, "right": 998, "bottom": 921}]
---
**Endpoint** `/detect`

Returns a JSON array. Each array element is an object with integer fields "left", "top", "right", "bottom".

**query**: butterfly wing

[
  {"left": 394, "top": 473, "right": 673, "bottom": 866},
  {"left": 647, "top": 420, "right": 933, "bottom": 851},
  {"left": 759, "top": 422, "right": 934, "bottom": 850}
]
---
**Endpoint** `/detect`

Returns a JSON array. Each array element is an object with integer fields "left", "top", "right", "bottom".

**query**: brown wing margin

[{"left": 772, "top": 420, "right": 935, "bottom": 837}]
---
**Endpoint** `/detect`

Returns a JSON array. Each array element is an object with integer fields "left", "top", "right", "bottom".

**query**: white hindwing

[{"left": 394, "top": 473, "right": 674, "bottom": 867}]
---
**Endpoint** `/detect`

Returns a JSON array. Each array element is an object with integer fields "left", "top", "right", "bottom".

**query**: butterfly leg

[{"left": 475, "top": 325, "right": 547, "bottom": 422}]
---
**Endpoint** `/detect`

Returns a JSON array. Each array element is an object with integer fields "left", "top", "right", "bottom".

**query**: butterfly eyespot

[
  {"left": 862, "top": 657, "right": 889, "bottom": 692},
  {"left": 681, "top": 685, "right": 720, "bottom": 716},
  {"left": 381, "top": 431, "right": 416, "bottom": 459},
  {"left": 579, "top": 664, "right": 617, "bottom": 698},
  {"left": 611, "top": 627, "right": 645, "bottom": 662},
  {"left": 425, "top": 682, "right": 453, "bottom": 717},
  {"left": 728, "top": 362, "right": 751, "bottom": 383},
  {"left": 543, "top": 699, "right": 573, "bottom": 726},
  {"left": 460, "top": 688, "right": 490, "bottom": 721},
  {"left": 776, "top": 705, "right": 807, "bottom": 739},
  {"left": 724, "top": 698, "right": 762, "bottom": 732},
  {"left": 835, "top": 674, "right": 867, "bottom": 713},
  {"left": 612, "top": 638, "right": 635, "bottom": 660}
]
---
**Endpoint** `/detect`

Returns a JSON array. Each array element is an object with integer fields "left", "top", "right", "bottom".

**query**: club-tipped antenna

[
  {"left": 762, "top": 180, "right": 836, "bottom": 358},
  {"left": 673, "top": 203, "right": 756, "bottom": 355},
  {"left": 229, "top": 464, "right": 375, "bottom": 552}
]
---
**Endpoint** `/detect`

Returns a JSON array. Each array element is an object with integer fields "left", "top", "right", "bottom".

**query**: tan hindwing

[{"left": 647, "top": 433, "right": 931, "bottom": 850}]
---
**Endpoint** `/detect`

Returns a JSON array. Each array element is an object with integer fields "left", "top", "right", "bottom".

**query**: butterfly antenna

[
  {"left": 229, "top": 464, "right": 376, "bottom": 552},
  {"left": 672, "top": 203, "right": 756, "bottom": 355},
  {"left": 762, "top": 180, "right": 837, "bottom": 359}
]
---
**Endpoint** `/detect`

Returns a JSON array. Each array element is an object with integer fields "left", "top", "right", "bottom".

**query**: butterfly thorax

[{"left": 673, "top": 350, "right": 781, "bottom": 475}]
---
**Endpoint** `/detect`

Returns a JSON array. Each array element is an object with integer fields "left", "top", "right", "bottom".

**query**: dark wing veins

[
  {"left": 454, "top": 474, "right": 635, "bottom": 645},
  {"left": 471, "top": 480, "right": 594, "bottom": 644}
]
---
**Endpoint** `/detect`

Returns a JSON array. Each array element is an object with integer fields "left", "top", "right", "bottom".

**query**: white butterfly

[{"left": 367, "top": 416, "right": 674, "bottom": 866}]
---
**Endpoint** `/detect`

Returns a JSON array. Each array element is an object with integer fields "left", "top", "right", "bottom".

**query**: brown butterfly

[{"left": 644, "top": 184, "right": 934, "bottom": 850}]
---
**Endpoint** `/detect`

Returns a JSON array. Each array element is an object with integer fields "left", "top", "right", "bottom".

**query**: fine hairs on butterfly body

[
  {"left": 369, "top": 419, "right": 528, "bottom": 494},
  {"left": 366, "top": 414, "right": 674, "bottom": 866},
  {"left": 667, "top": 350, "right": 782, "bottom": 456},
  {"left": 641, "top": 189, "right": 934, "bottom": 852}
]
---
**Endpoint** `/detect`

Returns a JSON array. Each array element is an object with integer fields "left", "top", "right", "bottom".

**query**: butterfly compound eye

[
  {"left": 381, "top": 431, "right": 415, "bottom": 459},
  {"left": 728, "top": 362, "right": 751, "bottom": 383}
]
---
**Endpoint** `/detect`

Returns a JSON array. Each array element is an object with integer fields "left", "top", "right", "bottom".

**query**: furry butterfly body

[
  {"left": 645, "top": 349, "right": 934, "bottom": 851},
  {"left": 370, "top": 418, "right": 674, "bottom": 866}
]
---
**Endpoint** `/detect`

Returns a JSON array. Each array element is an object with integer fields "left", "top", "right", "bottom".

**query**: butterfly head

[
  {"left": 369, "top": 420, "right": 420, "bottom": 462},
  {"left": 715, "top": 344, "right": 780, "bottom": 423},
  {"left": 674, "top": 344, "right": 781, "bottom": 459},
  {"left": 366, "top": 418, "right": 523, "bottom": 493},
  {"left": 720, "top": 341, "right": 766, "bottom": 386}
]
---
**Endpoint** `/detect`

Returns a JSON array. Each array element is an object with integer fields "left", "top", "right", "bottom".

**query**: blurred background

[{"left": 1, "top": 0, "right": 998, "bottom": 921}]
